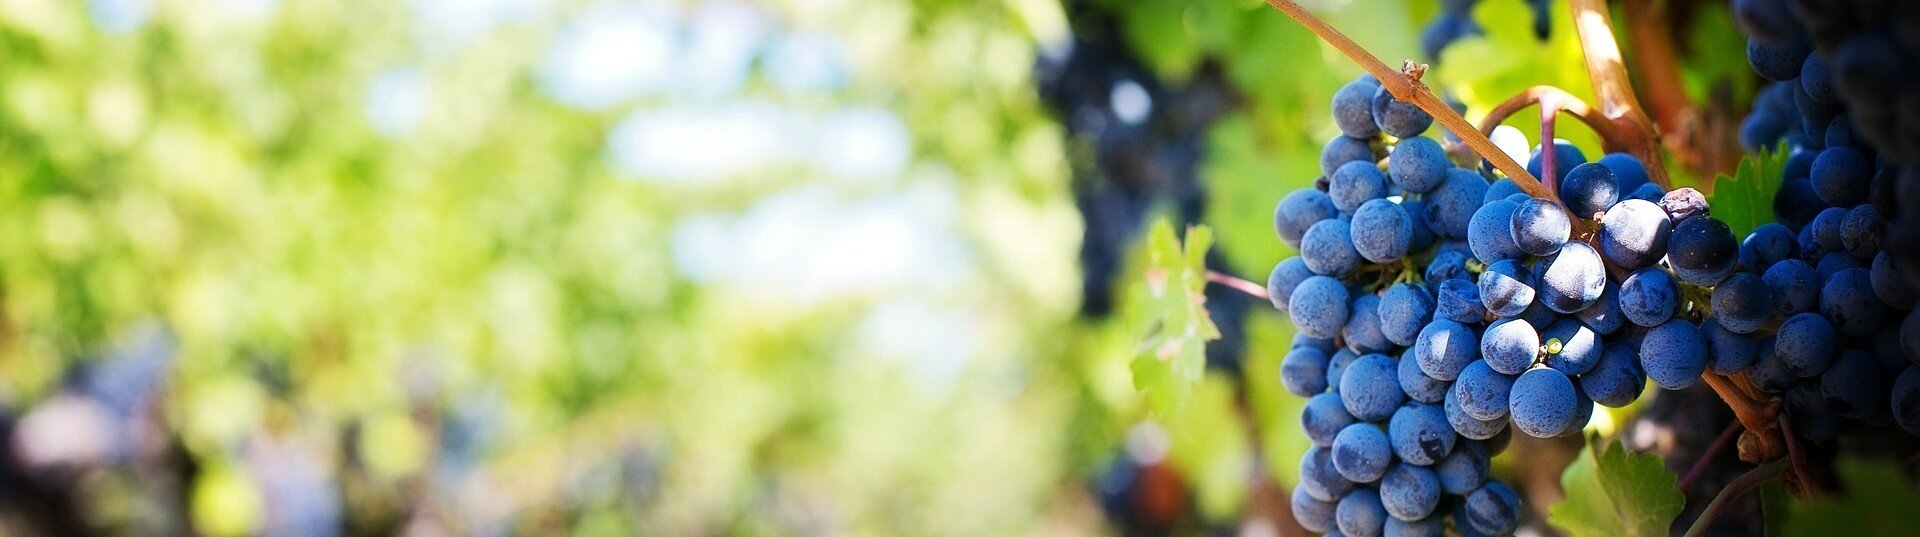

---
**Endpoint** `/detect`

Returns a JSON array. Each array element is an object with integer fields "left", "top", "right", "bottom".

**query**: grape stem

[
  {"left": 1701, "top": 373, "right": 1784, "bottom": 462},
  {"left": 1678, "top": 419, "right": 1743, "bottom": 493},
  {"left": 1206, "top": 270, "right": 1270, "bottom": 301},
  {"left": 1257, "top": 0, "right": 1550, "bottom": 200},
  {"left": 1566, "top": 0, "right": 1671, "bottom": 189},
  {"left": 1681, "top": 459, "right": 1788, "bottom": 537}
]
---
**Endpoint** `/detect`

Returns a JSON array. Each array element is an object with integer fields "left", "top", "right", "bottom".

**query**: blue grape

[
  {"left": 1468, "top": 198, "right": 1525, "bottom": 262},
  {"left": 1732, "top": 0, "right": 1799, "bottom": 44},
  {"left": 1508, "top": 367, "right": 1579, "bottom": 438},
  {"left": 1762, "top": 258, "right": 1818, "bottom": 314},
  {"left": 1510, "top": 198, "right": 1570, "bottom": 255},
  {"left": 1542, "top": 318, "right": 1601, "bottom": 376},
  {"left": 1527, "top": 139, "right": 1587, "bottom": 185},
  {"left": 1291, "top": 332, "right": 1331, "bottom": 353},
  {"left": 1483, "top": 177, "right": 1525, "bottom": 205},
  {"left": 1282, "top": 345, "right": 1332, "bottom": 397},
  {"left": 1840, "top": 204, "right": 1880, "bottom": 258},
  {"left": 1538, "top": 241, "right": 1607, "bottom": 313},
  {"left": 1481, "top": 318, "right": 1540, "bottom": 375},
  {"left": 1266, "top": 257, "right": 1314, "bottom": 312},
  {"left": 1581, "top": 344, "right": 1646, "bottom": 407},
  {"left": 1305, "top": 392, "right": 1357, "bottom": 446},
  {"left": 1434, "top": 442, "right": 1488, "bottom": 495},
  {"left": 1892, "top": 366, "right": 1920, "bottom": 435},
  {"left": 1747, "top": 38, "right": 1810, "bottom": 81},
  {"left": 1401, "top": 198, "right": 1437, "bottom": 252},
  {"left": 1711, "top": 272, "right": 1775, "bottom": 334},
  {"left": 1371, "top": 85, "right": 1433, "bottom": 138},
  {"left": 1332, "top": 423, "right": 1393, "bottom": 483},
  {"left": 1413, "top": 319, "right": 1477, "bottom": 381},
  {"left": 1598, "top": 152, "right": 1650, "bottom": 194},
  {"left": 1425, "top": 248, "right": 1472, "bottom": 283},
  {"left": 1739, "top": 222, "right": 1796, "bottom": 273},
  {"left": 1425, "top": 168, "right": 1489, "bottom": 239},
  {"left": 1379, "top": 284, "right": 1433, "bottom": 347},
  {"left": 1444, "top": 383, "right": 1507, "bottom": 440},
  {"left": 1747, "top": 336, "right": 1797, "bottom": 394},
  {"left": 1341, "top": 353, "right": 1405, "bottom": 421},
  {"left": 1435, "top": 278, "right": 1488, "bottom": 324},
  {"left": 1640, "top": 320, "right": 1707, "bottom": 390},
  {"left": 1625, "top": 181, "right": 1665, "bottom": 202},
  {"left": 1872, "top": 252, "right": 1915, "bottom": 309},
  {"left": 1346, "top": 295, "right": 1393, "bottom": 354},
  {"left": 1821, "top": 268, "right": 1889, "bottom": 337},
  {"left": 1323, "top": 135, "right": 1376, "bottom": 178},
  {"left": 1811, "top": 207, "right": 1847, "bottom": 253},
  {"left": 1275, "top": 188, "right": 1339, "bottom": 247},
  {"left": 1785, "top": 382, "right": 1840, "bottom": 442},
  {"left": 1388, "top": 136, "right": 1449, "bottom": 193},
  {"left": 1337, "top": 487, "right": 1390, "bottom": 537},
  {"left": 1478, "top": 259, "right": 1535, "bottom": 317},
  {"left": 1800, "top": 53, "right": 1835, "bottom": 103},
  {"left": 1398, "top": 349, "right": 1449, "bottom": 404},
  {"left": 1619, "top": 267, "right": 1679, "bottom": 327},
  {"left": 1517, "top": 295, "right": 1557, "bottom": 330},
  {"left": 1299, "top": 446, "right": 1355, "bottom": 501},
  {"left": 1703, "top": 319, "right": 1759, "bottom": 374},
  {"left": 1904, "top": 312, "right": 1920, "bottom": 366},
  {"left": 1575, "top": 282, "right": 1624, "bottom": 335},
  {"left": 1385, "top": 516, "right": 1443, "bottom": 537},
  {"left": 1598, "top": 199, "right": 1672, "bottom": 269},
  {"left": 1555, "top": 387, "right": 1595, "bottom": 437},
  {"left": 1292, "top": 486, "right": 1338, "bottom": 533},
  {"left": 1560, "top": 162, "right": 1620, "bottom": 217},
  {"left": 1380, "top": 464, "right": 1441, "bottom": 521},
  {"left": 1463, "top": 481, "right": 1521, "bottom": 535},
  {"left": 1389, "top": 403, "right": 1456, "bottom": 465},
  {"left": 1331, "top": 161, "right": 1389, "bottom": 213},
  {"left": 1353, "top": 199, "right": 1414, "bottom": 263},
  {"left": 1333, "top": 77, "right": 1383, "bottom": 139},
  {"left": 1454, "top": 360, "right": 1516, "bottom": 421},
  {"left": 1820, "top": 350, "right": 1887, "bottom": 420},
  {"left": 1328, "top": 348, "right": 1360, "bottom": 391},
  {"left": 1815, "top": 250, "right": 1864, "bottom": 281},
  {"left": 1741, "top": 110, "right": 1789, "bottom": 152},
  {"left": 1668, "top": 216, "right": 1739, "bottom": 286},
  {"left": 1291, "top": 276, "right": 1352, "bottom": 339},
  {"left": 1811, "top": 145, "right": 1869, "bottom": 206},
  {"left": 1776, "top": 312, "right": 1837, "bottom": 377},
  {"left": 1302, "top": 219, "right": 1361, "bottom": 276}
]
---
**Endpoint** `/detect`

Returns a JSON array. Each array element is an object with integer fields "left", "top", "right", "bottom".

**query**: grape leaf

[
  {"left": 1130, "top": 220, "right": 1221, "bottom": 416},
  {"left": 1549, "top": 437, "right": 1684, "bottom": 537},
  {"left": 1784, "top": 459, "right": 1920, "bottom": 536},
  {"left": 1705, "top": 143, "right": 1789, "bottom": 238}
]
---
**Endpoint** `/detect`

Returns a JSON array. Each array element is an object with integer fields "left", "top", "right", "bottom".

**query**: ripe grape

[
  {"left": 1640, "top": 320, "right": 1708, "bottom": 390},
  {"left": 1576, "top": 282, "right": 1625, "bottom": 335},
  {"left": 1424, "top": 168, "right": 1489, "bottom": 239},
  {"left": 1747, "top": 38, "right": 1811, "bottom": 81},
  {"left": 1739, "top": 222, "right": 1797, "bottom": 272},
  {"left": 1785, "top": 382, "right": 1840, "bottom": 441},
  {"left": 1462, "top": 481, "right": 1521, "bottom": 535},
  {"left": 1453, "top": 360, "right": 1516, "bottom": 421},
  {"left": 1275, "top": 189, "right": 1340, "bottom": 247},
  {"left": 1414, "top": 319, "right": 1477, "bottom": 381},
  {"left": 1304, "top": 392, "right": 1357, "bottom": 446},
  {"left": 1332, "top": 423, "right": 1393, "bottom": 483},
  {"left": 1819, "top": 349, "right": 1887, "bottom": 420},
  {"left": 1820, "top": 268, "right": 1889, "bottom": 337},
  {"left": 1776, "top": 312, "right": 1838, "bottom": 377},
  {"left": 1433, "top": 442, "right": 1488, "bottom": 495},
  {"left": 1372, "top": 86, "right": 1434, "bottom": 138},
  {"left": 1389, "top": 402, "right": 1456, "bottom": 465},
  {"left": 1398, "top": 349, "right": 1450, "bottom": 404},
  {"left": 1598, "top": 152, "right": 1651, "bottom": 193},
  {"left": 1872, "top": 252, "right": 1915, "bottom": 309},
  {"left": 1282, "top": 345, "right": 1332, "bottom": 396},
  {"left": 1537, "top": 241, "right": 1607, "bottom": 313},
  {"left": 1346, "top": 295, "right": 1393, "bottom": 354},
  {"left": 1619, "top": 267, "right": 1680, "bottom": 327},
  {"left": 1333, "top": 77, "right": 1383, "bottom": 139},
  {"left": 1668, "top": 216, "right": 1739, "bottom": 286},
  {"left": 1379, "top": 284, "right": 1434, "bottom": 346},
  {"left": 1267, "top": 257, "right": 1314, "bottom": 312},
  {"left": 1542, "top": 318, "right": 1601, "bottom": 376},
  {"left": 1468, "top": 198, "right": 1525, "bottom": 262},
  {"left": 1480, "top": 318, "right": 1540, "bottom": 375},
  {"left": 1477, "top": 259, "right": 1535, "bottom": 317},
  {"left": 1385, "top": 515, "right": 1444, "bottom": 537},
  {"left": 1337, "top": 487, "right": 1390, "bottom": 537},
  {"left": 1341, "top": 353, "right": 1406, "bottom": 421},
  {"left": 1291, "top": 276, "right": 1352, "bottom": 339},
  {"left": 1353, "top": 199, "right": 1415, "bottom": 263},
  {"left": 1380, "top": 464, "right": 1442, "bottom": 521},
  {"left": 1435, "top": 278, "right": 1488, "bottom": 324},
  {"left": 1581, "top": 344, "right": 1646, "bottom": 407},
  {"left": 1599, "top": 199, "right": 1673, "bottom": 269},
  {"left": 1811, "top": 145, "right": 1870, "bottom": 206},
  {"left": 1323, "top": 135, "right": 1377, "bottom": 178},
  {"left": 1327, "top": 348, "right": 1360, "bottom": 391},
  {"left": 1560, "top": 163, "right": 1619, "bottom": 217},
  {"left": 1509, "top": 198, "right": 1571, "bottom": 256},
  {"left": 1711, "top": 272, "right": 1776, "bottom": 333},
  {"left": 1292, "top": 486, "right": 1338, "bottom": 533},
  {"left": 1331, "top": 161, "right": 1390, "bottom": 213},
  {"left": 1444, "top": 384, "right": 1507, "bottom": 440},
  {"left": 1748, "top": 336, "right": 1799, "bottom": 394},
  {"left": 1840, "top": 204, "right": 1880, "bottom": 257},
  {"left": 1300, "top": 446, "right": 1355, "bottom": 501},
  {"left": 1508, "top": 366, "right": 1580, "bottom": 438},
  {"left": 1704, "top": 320, "right": 1760, "bottom": 374},
  {"left": 1763, "top": 258, "right": 1819, "bottom": 314},
  {"left": 1302, "top": 219, "right": 1362, "bottom": 276},
  {"left": 1527, "top": 140, "right": 1587, "bottom": 185},
  {"left": 1388, "top": 136, "right": 1449, "bottom": 193}
]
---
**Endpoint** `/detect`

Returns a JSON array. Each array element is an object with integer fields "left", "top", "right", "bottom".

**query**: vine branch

[
  {"left": 1207, "top": 270, "right": 1270, "bottom": 301},
  {"left": 1259, "top": 0, "right": 1550, "bottom": 200},
  {"left": 1567, "top": 0, "right": 1671, "bottom": 188},
  {"left": 1681, "top": 460, "right": 1787, "bottom": 537}
]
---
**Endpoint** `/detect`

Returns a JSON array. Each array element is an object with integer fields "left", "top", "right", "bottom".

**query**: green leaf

[
  {"left": 1759, "top": 480, "right": 1790, "bottom": 537},
  {"left": 1705, "top": 142, "right": 1790, "bottom": 238},
  {"left": 1129, "top": 220, "right": 1222, "bottom": 416},
  {"left": 1167, "top": 374, "right": 1251, "bottom": 521},
  {"left": 1549, "top": 437, "right": 1685, "bottom": 537},
  {"left": 1784, "top": 459, "right": 1920, "bottom": 536}
]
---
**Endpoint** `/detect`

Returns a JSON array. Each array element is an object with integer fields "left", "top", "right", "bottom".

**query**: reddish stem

[
  {"left": 1207, "top": 270, "right": 1270, "bottom": 301},
  {"left": 1679, "top": 420, "right": 1744, "bottom": 493}
]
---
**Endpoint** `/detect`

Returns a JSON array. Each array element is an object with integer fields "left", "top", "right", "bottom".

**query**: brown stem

[
  {"left": 1618, "top": 0, "right": 1688, "bottom": 135},
  {"left": 1259, "top": 0, "right": 1549, "bottom": 199},
  {"left": 1702, "top": 373, "right": 1786, "bottom": 464},
  {"left": 1681, "top": 460, "right": 1788, "bottom": 537},
  {"left": 1679, "top": 420, "right": 1744, "bottom": 493},
  {"left": 1540, "top": 100, "right": 1559, "bottom": 194},
  {"left": 1207, "top": 270, "right": 1270, "bottom": 301},
  {"left": 1567, "top": 0, "right": 1672, "bottom": 189}
]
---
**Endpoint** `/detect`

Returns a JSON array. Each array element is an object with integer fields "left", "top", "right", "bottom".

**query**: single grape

[
  {"left": 1290, "top": 276, "right": 1351, "bottom": 339},
  {"left": 1892, "top": 366, "right": 1920, "bottom": 435},
  {"left": 1380, "top": 464, "right": 1442, "bottom": 521},
  {"left": 1389, "top": 403, "right": 1456, "bottom": 466},
  {"left": 1811, "top": 207, "right": 1848, "bottom": 253},
  {"left": 1559, "top": 163, "right": 1619, "bottom": 217},
  {"left": 1619, "top": 267, "right": 1680, "bottom": 327},
  {"left": 1331, "top": 161, "right": 1390, "bottom": 213},
  {"left": 1413, "top": 319, "right": 1477, "bottom": 381},
  {"left": 1304, "top": 392, "right": 1357, "bottom": 446},
  {"left": 1598, "top": 152, "right": 1650, "bottom": 194},
  {"left": 1267, "top": 257, "right": 1315, "bottom": 312},
  {"left": 1820, "top": 349, "right": 1888, "bottom": 420},
  {"left": 1746, "top": 38, "right": 1811, "bottom": 81},
  {"left": 1739, "top": 222, "right": 1797, "bottom": 273},
  {"left": 1346, "top": 295, "right": 1393, "bottom": 354},
  {"left": 1542, "top": 318, "right": 1601, "bottom": 376},
  {"left": 1398, "top": 349, "right": 1449, "bottom": 404},
  {"left": 1527, "top": 139, "right": 1587, "bottom": 185},
  {"left": 1481, "top": 318, "right": 1540, "bottom": 375},
  {"left": 1468, "top": 198, "right": 1525, "bottom": 262},
  {"left": 1575, "top": 282, "right": 1624, "bottom": 335},
  {"left": 1434, "top": 441, "right": 1488, "bottom": 495},
  {"left": 1748, "top": 336, "right": 1798, "bottom": 394},
  {"left": 1821, "top": 268, "right": 1889, "bottom": 337},
  {"left": 1463, "top": 481, "right": 1521, "bottom": 535},
  {"left": 1762, "top": 258, "right": 1819, "bottom": 314},
  {"left": 1333, "top": 76, "right": 1383, "bottom": 139},
  {"left": 1581, "top": 344, "right": 1646, "bottom": 407},
  {"left": 1668, "top": 216, "right": 1739, "bottom": 286},
  {"left": 1785, "top": 382, "right": 1840, "bottom": 442},
  {"left": 1444, "top": 383, "right": 1507, "bottom": 440},
  {"left": 1378, "top": 284, "right": 1433, "bottom": 347},
  {"left": 1275, "top": 188, "right": 1340, "bottom": 247},
  {"left": 1510, "top": 198, "right": 1571, "bottom": 256},
  {"left": 1815, "top": 250, "right": 1865, "bottom": 281},
  {"left": 1385, "top": 515, "right": 1444, "bottom": 537},
  {"left": 1483, "top": 177, "right": 1524, "bottom": 205},
  {"left": 1341, "top": 353, "right": 1405, "bottom": 422},
  {"left": 1425, "top": 168, "right": 1489, "bottom": 239},
  {"left": 1371, "top": 85, "right": 1434, "bottom": 138},
  {"left": 1537, "top": 241, "right": 1607, "bottom": 313},
  {"left": 1873, "top": 253, "right": 1916, "bottom": 309},
  {"left": 1323, "top": 135, "right": 1377, "bottom": 178},
  {"left": 1292, "top": 486, "right": 1338, "bottom": 533},
  {"left": 1478, "top": 259, "right": 1536, "bottom": 318},
  {"left": 1711, "top": 272, "right": 1776, "bottom": 334},
  {"left": 1282, "top": 345, "right": 1332, "bottom": 397},
  {"left": 1598, "top": 199, "right": 1673, "bottom": 269},
  {"left": 1775, "top": 312, "right": 1837, "bottom": 377},
  {"left": 1811, "top": 145, "right": 1869, "bottom": 206},
  {"left": 1332, "top": 423, "right": 1393, "bottom": 483},
  {"left": 1426, "top": 248, "right": 1473, "bottom": 283},
  {"left": 1800, "top": 52, "right": 1837, "bottom": 103},
  {"left": 1731, "top": 0, "right": 1799, "bottom": 44},
  {"left": 1299, "top": 446, "right": 1355, "bottom": 501},
  {"left": 1353, "top": 199, "right": 1415, "bottom": 263},
  {"left": 1658, "top": 187, "right": 1710, "bottom": 224},
  {"left": 1301, "top": 219, "right": 1361, "bottom": 276},
  {"left": 1436, "top": 278, "right": 1488, "bottom": 325},
  {"left": 1640, "top": 320, "right": 1707, "bottom": 390},
  {"left": 1507, "top": 366, "right": 1579, "bottom": 438},
  {"left": 1840, "top": 204, "right": 1880, "bottom": 258},
  {"left": 1703, "top": 319, "right": 1759, "bottom": 374},
  {"left": 1388, "top": 136, "right": 1449, "bottom": 193},
  {"left": 1337, "top": 487, "right": 1390, "bottom": 537},
  {"left": 1454, "top": 360, "right": 1516, "bottom": 421}
]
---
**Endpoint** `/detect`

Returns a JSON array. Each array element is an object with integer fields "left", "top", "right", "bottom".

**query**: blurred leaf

[
  {"left": 1785, "top": 459, "right": 1920, "bottom": 536},
  {"left": 1130, "top": 220, "right": 1220, "bottom": 416},
  {"left": 1167, "top": 373, "right": 1250, "bottom": 521},
  {"left": 1760, "top": 480, "right": 1790, "bottom": 537},
  {"left": 1550, "top": 437, "right": 1684, "bottom": 537},
  {"left": 1706, "top": 142, "right": 1789, "bottom": 237}
]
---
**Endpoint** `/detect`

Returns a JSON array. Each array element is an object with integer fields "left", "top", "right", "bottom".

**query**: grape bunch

[{"left": 1273, "top": 74, "right": 1525, "bottom": 537}]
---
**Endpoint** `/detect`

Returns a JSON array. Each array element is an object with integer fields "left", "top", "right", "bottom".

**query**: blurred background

[{"left": 0, "top": 0, "right": 1752, "bottom": 535}]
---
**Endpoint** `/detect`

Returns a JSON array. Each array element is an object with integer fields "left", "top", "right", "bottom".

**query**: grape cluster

[
  {"left": 1420, "top": 0, "right": 1552, "bottom": 61},
  {"left": 1274, "top": 74, "right": 1524, "bottom": 537}
]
